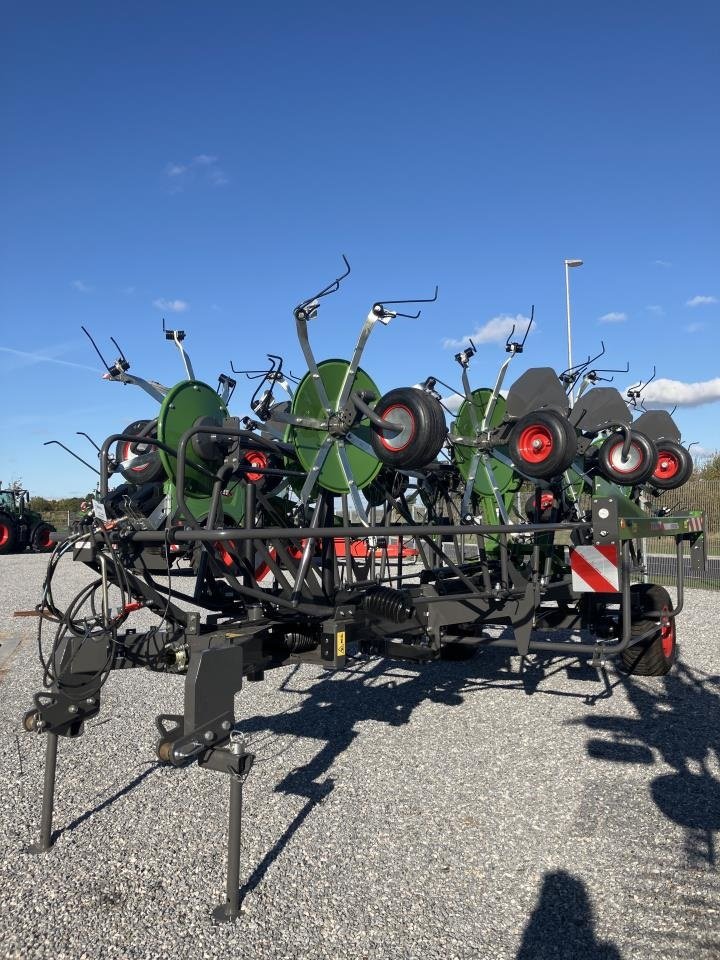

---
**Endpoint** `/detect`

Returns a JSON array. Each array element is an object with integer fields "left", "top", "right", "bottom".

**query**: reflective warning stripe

[
  {"left": 687, "top": 516, "right": 703, "bottom": 532},
  {"left": 570, "top": 545, "right": 620, "bottom": 593}
]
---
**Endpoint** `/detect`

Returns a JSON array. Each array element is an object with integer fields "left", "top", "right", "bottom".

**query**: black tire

[
  {"left": 508, "top": 410, "right": 577, "bottom": 479},
  {"left": 0, "top": 512, "right": 17, "bottom": 554},
  {"left": 115, "top": 419, "right": 165, "bottom": 484},
  {"left": 597, "top": 430, "right": 657, "bottom": 486},
  {"left": 31, "top": 522, "right": 56, "bottom": 553},
  {"left": 371, "top": 388, "right": 446, "bottom": 468},
  {"left": 650, "top": 439, "right": 693, "bottom": 490},
  {"left": 620, "top": 583, "right": 676, "bottom": 676}
]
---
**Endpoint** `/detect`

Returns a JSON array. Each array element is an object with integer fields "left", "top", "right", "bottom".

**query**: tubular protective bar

[{"left": 117, "top": 520, "right": 591, "bottom": 542}]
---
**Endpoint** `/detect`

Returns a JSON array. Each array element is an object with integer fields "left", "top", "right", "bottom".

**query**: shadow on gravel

[
  {"left": 52, "top": 761, "right": 160, "bottom": 843},
  {"left": 234, "top": 650, "right": 609, "bottom": 902},
  {"left": 516, "top": 870, "right": 622, "bottom": 959},
  {"left": 576, "top": 660, "right": 720, "bottom": 865}
]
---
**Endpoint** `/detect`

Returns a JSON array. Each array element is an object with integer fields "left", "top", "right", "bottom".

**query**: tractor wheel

[
  {"left": 371, "top": 388, "right": 446, "bottom": 468},
  {"left": 620, "top": 583, "right": 677, "bottom": 676},
  {"left": 31, "top": 522, "right": 56, "bottom": 553},
  {"left": 650, "top": 440, "right": 693, "bottom": 490},
  {"left": 597, "top": 430, "right": 657, "bottom": 486},
  {"left": 508, "top": 410, "right": 577, "bottom": 479},
  {"left": 0, "top": 512, "right": 18, "bottom": 554},
  {"left": 115, "top": 420, "right": 165, "bottom": 484}
]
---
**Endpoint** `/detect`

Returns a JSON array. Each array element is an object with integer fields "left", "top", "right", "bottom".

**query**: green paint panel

[
  {"left": 290, "top": 359, "right": 382, "bottom": 495},
  {"left": 451, "top": 389, "right": 520, "bottom": 498},
  {"left": 157, "top": 380, "right": 228, "bottom": 496}
]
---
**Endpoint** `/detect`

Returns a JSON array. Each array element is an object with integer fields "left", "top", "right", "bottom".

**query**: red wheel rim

[
  {"left": 654, "top": 450, "right": 680, "bottom": 480},
  {"left": 122, "top": 440, "right": 150, "bottom": 474},
  {"left": 517, "top": 425, "right": 554, "bottom": 463},
  {"left": 243, "top": 450, "right": 269, "bottom": 483},
  {"left": 38, "top": 528, "right": 52, "bottom": 549},
  {"left": 0, "top": 524, "right": 9, "bottom": 548},
  {"left": 379, "top": 404, "right": 416, "bottom": 452},
  {"left": 608, "top": 440, "right": 644, "bottom": 474},
  {"left": 660, "top": 606, "right": 675, "bottom": 658}
]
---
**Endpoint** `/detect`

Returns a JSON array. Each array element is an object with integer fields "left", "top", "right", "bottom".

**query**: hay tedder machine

[{"left": 22, "top": 259, "right": 706, "bottom": 920}]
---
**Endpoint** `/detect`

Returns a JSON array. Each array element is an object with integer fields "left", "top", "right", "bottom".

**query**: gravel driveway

[{"left": 1, "top": 553, "right": 719, "bottom": 960}]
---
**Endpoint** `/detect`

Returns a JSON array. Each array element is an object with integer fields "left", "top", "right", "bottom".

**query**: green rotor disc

[
  {"left": 451, "top": 388, "right": 521, "bottom": 499},
  {"left": 290, "top": 359, "right": 383, "bottom": 495},
  {"left": 157, "top": 380, "right": 229, "bottom": 497}
]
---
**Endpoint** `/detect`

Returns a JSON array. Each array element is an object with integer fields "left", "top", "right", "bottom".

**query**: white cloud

[
  {"left": 640, "top": 376, "right": 720, "bottom": 407},
  {"left": 654, "top": 259, "right": 672, "bottom": 267},
  {"left": 164, "top": 154, "right": 228, "bottom": 190},
  {"left": 153, "top": 298, "right": 189, "bottom": 313},
  {"left": 442, "top": 313, "right": 533, "bottom": 349},
  {"left": 598, "top": 311, "right": 627, "bottom": 324},
  {"left": 645, "top": 304, "right": 664, "bottom": 316},
  {"left": 686, "top": 295, "right": 717, "bottom": 307},
  {"left": 72, "top": 279, "right": 93, "bottom": 293}
]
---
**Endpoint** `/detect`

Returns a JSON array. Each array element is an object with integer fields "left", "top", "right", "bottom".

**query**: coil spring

[
  {"left": 361, "top": 586, "right": 414, "bottom": 623},
  {"left": 283, "top": 631, "right": 318, "bottom": 654}
]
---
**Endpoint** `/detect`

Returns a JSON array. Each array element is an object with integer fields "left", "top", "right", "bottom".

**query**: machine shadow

[
  {"left": 235, "top": 647, "right": 608, "bottom": 903},
  {"left": 575, "top": 659, "right": 720, "bottom": 865},
  {"left": 516, "top": 870, "right": 622, "bottom": 959}
]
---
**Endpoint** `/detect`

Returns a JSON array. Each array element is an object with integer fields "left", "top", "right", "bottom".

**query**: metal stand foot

[
  {"left": 208, "top": 740, "right": 254, "bottom": 924},
  {"left": 27, "top": 732, "right": 58, "bottom": 854}
]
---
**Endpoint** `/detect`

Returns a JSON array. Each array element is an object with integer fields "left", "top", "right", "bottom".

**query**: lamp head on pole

[{"left": 565, "top": 259, "right": 583, "bottom": 268}]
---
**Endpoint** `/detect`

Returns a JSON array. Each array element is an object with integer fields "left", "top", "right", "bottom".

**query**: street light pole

[{"left": 564, "top": 258, "right": 583, "bottom": 404}]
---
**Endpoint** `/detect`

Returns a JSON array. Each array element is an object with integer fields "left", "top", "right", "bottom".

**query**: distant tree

[{"left": 697, "top": 452, "right": 720, "bottom": 481}]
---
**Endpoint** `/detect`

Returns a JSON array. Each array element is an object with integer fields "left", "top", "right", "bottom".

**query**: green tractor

[{"left": 0, "top": 483, "right": 56, "bottom": 555}]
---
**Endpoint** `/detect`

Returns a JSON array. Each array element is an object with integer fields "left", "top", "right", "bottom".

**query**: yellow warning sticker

[{"left": 336, "top": 630, "right": 346, "bottom": 656}]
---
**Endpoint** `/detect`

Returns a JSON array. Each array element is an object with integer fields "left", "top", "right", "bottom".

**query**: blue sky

[{"left": 1, "top": 2, "right": 718, "bottom": 496}]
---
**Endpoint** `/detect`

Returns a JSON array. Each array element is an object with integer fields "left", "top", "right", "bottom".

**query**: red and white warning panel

[{"left": 570, "top": 544, "right": 620, "bottom": 593}]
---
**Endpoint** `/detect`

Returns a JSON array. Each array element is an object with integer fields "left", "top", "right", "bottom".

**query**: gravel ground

[{"left": 1, "top": 552, "right": 719, "bottom": 960}]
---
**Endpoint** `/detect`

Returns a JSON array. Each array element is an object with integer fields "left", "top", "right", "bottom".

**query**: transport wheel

[
  {"left": 30, "top": 522, "right": 56, "bottom": 553},
  {"left": 0, "top": 512, "right": 18, "bottom": 554},
  {"left": 508, "top": 410, "right": 577, "bottom": 479},
  {"left": 621, "top": 584, "right": 676, "bottom": 676},
  {"left": 115, "top": 419, "right": 165, "bottom": 484},
  {"left": 597, "top": 430, "right": 657, "bottom": 486},
  {"left": 650, "top": 440, "right": 693, "bottom": 490},
  {"left": 371, "top": 388, "right": 446, "bottom": 468}
]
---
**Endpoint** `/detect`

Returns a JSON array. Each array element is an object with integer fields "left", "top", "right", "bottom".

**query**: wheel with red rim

[
  {"left": 508, "top": 410, "right": 577, "bottom": 479},
  {"left": 370, "top": 388, "right": 446, "bottom": 468},
  {"left": 621, "top": 583, "right": 677, "bottom": 676},
  {"left": 115, "top": 419, "right": 165, "bottom": 484},
  {"left": 239, "top": 447, "right": 284, "bottom": 494},
  {"left": 597, "top": 430, "right": 657, "bottom": 486},
  {"left": 31, "top": 521, "right": 56, "bottom": 553},
  {"left": 0, "top": 512, "right": 18, "bottom": 554},
  {"left": 650, "top": 439, "right": 693, "bottom": 490}
]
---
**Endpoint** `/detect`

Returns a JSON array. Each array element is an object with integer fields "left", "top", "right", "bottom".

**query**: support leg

[
  {"left": 28, "top": 732, "right": 58, "bottom": 854},
  {"left": 212, "top": 773, "right": 244, "bottom": 923}
]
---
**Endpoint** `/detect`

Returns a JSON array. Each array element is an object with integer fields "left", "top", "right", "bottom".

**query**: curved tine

[
  {"left": 504, "top": 324, "right": 517, "bottom": 348},
  {"left": 373, "top": 284, "right": 439, "bottom": 309},
  {"left": 297, "top": 254, "right": 351, "bottom": 311},
  {"left": 519, "top": 307, "right": 534, "bottom": 347},
  {"left": 337, "top": 443, "right": 369, "bottom": 526},
  {"left": 43, "top": 441, "right": 101, "bottom": 475},
  {"left": 81, "top": 326, "right": 113, "bottom": 373},
  {"left": 299, "top": 435, "right": 334, "bottom": 505},
  {"left": 586, "top": 340, "right": 606, "bottom": 368},
  {"left": 76, "top": 431, "right": 101, "bottom": 452},
  {"left": 109, "top": 336, "right": 128, "bottom": 363}
]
